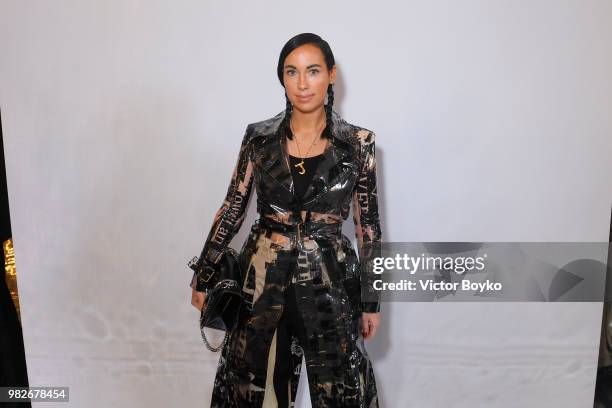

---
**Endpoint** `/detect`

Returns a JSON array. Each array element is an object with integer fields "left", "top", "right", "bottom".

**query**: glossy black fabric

[
  {"left": 288, "top": 153, "right": 324, "bottom": 202},
  {"left": 190, "top": 109, "right": 382, "bottom": 407}
]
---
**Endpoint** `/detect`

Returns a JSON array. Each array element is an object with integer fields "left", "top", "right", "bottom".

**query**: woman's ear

[{"left": 330, "top": 65, "right": 337, "bottom": 83}]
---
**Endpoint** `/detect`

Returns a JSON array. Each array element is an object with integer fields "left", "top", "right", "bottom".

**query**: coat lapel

[
  {"left": 299, "top": 133, "right": 355, "bottom": 205},
  {"left": 254, "top": 109, "right": 359, "bottom": 205},
  {"left": 253, "top": 111, "right": 294, "bottom": 201}
]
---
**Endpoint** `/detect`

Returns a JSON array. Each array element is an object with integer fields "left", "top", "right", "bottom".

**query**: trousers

[{"left": 272, "top": 259, "right": 357, "bottom": 407}]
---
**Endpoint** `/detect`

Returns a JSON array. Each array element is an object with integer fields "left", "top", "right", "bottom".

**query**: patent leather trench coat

[{"left": 190, "top": 108, "right": 382, "bottom": 407}]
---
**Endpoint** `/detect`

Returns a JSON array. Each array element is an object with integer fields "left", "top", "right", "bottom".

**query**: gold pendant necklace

[
  {"left": 290, "top": 115, "right": 326, "bottom": 176},
  {"left": 294, "top": 161, "right": 306, "bottom": 175}
]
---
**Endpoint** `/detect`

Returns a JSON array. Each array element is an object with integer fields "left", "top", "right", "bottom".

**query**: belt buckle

[
  {"left": 296, "top": 221, "right": 304, "bottom": 251},
  {"left": 289, "top": 232, "right": 298, "bottom": 249}
]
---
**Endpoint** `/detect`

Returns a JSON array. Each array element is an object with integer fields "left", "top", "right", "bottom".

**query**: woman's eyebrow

[{"left": 285, "top": 64, "right": 323, "bottom": 69}]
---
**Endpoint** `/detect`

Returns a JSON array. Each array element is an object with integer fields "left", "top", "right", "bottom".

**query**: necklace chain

[
  {"left": 289, "top": 115, "right": 326, "bottom": 175},
  {"left": 290, "top": 115, "right": 326, "bottom": 159}
]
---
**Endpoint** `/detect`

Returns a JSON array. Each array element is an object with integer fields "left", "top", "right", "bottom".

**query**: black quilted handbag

[{"left": 188, "top": 247, "right": 243, "bottom": 352}]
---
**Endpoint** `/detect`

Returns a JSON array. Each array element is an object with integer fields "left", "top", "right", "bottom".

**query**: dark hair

[{"left": 277, "top": 33, "right": 335, "bottom": 140}]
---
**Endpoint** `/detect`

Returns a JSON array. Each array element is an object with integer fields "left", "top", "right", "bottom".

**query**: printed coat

[{"left": 190, "top": 108, "right": 382, "bottom": 407}]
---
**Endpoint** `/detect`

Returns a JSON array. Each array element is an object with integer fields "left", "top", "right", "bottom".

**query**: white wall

[{"left": 0, "top": 1, "right": 611, "bottom": 407}]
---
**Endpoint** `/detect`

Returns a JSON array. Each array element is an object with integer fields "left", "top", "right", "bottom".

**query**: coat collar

[{"left": 253, "top": 109, "right": 359, "bottom": 207}]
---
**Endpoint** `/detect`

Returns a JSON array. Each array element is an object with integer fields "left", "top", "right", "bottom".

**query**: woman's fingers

[
  {"left": 361, "top": 319, "right": 369, "bottom": 338},
  {"left": 191, "top": 289, "right": 206, "bottom": 310},
  {"left": 361, "top": 313, "right": 380, "bottom": 340},
  {"left": 366, "top": 319, "right": 378, "bottom": 340}
]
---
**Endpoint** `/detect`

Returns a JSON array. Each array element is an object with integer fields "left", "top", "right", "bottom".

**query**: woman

[{"left": 190, "top": 33, "right": 382, "bottom": 408}]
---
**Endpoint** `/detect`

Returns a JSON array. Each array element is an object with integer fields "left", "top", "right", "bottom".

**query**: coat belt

[
  {"left": 254, "top": 217, "right": 345, "bottom": 283},
  {"left": 256, "top": 216, "right": 342, "bottom": 239}
]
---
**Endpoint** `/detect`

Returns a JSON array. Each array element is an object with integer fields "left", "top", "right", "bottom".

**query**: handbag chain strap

[{"left": 200, "top": 322, "right": 229, "bottom": 352}]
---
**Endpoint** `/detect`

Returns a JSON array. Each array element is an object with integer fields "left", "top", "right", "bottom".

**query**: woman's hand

[
  {"left": 191, "top": 288, "right": 207, "bottom": 311},
  {"left": 361, "top": 312, "right": 380, "bottom": 340}
]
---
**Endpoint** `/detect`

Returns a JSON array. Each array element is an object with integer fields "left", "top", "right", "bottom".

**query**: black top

[{"left": 288, "top": 153, "right": 324, "bottom": 201}]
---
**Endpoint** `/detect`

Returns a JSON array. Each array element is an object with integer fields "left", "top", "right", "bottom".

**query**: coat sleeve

[
  {"left": 190, "top": 124, "right": 255, "bottom": 291},
  {"left": 351, "top": 130, "right": 382, "bottom": 313}
]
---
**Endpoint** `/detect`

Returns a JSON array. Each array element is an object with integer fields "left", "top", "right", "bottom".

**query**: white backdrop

[{"left": 1, "top": 1, "right": 611, "bottom": 407}]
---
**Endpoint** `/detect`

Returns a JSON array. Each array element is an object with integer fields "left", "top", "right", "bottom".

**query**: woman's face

[{"left": 283, "top": 43, "right": 336, "bottom": 114}]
